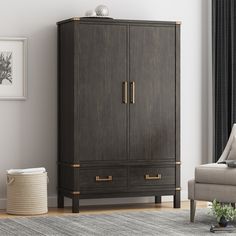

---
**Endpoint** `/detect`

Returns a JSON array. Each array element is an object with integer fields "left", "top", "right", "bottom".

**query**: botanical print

[{"left": 0, "top": 52, "right": 12, "bottom": 85}]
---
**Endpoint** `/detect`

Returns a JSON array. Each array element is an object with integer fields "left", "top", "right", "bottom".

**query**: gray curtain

[{"left": 213, "top": 0, "right": 236, "bottom": 161}]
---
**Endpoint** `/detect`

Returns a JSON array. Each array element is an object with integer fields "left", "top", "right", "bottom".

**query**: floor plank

[{"left": 0, "top": 201, "right": 207, "bottom": 219}]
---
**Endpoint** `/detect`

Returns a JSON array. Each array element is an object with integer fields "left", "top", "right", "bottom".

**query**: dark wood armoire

[{"left": 57, "top": 17, "right": 180, "bottom": 213}]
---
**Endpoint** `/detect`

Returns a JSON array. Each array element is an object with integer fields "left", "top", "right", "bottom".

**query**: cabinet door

[
  {"left": 75, "top": 24, "right": 127, "bottom": 161},
  {"left": 129, "top": 25, "right": 176, "bottom": 161}
]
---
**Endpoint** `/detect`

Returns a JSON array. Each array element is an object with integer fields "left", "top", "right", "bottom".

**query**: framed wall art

[{"left": 0, "top": 37, "right": 27, "bottom": 100}]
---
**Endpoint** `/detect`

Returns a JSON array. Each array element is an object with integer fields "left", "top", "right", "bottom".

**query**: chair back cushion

[
  {"left": 227, "top": 136, "right": 236, "bottom": 160},
  {"left": 218, "top": 124, "right": 236, "bottom": 162}
]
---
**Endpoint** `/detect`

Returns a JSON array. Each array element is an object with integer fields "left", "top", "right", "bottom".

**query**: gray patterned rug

[{"left": 0, "top": 208, "right": 235, "bottom": 236}]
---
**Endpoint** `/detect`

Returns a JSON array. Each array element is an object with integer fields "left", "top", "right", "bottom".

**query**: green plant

[{"left": 209, "top": 199, "right": 236, "bottom": 222}]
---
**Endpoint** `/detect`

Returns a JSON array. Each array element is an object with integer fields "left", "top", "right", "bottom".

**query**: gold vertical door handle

[
  {"left": 130, "top": 81, "right": 135, "bottom": 104},
  {"left": 122, "top": 81, "right": 128, "bottom": 104}
]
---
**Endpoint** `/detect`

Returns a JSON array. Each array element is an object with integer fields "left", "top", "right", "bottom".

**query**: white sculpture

[
  {"left": 95, "top": 5, "right": 109, "bottom": 17},
  {"left": 85, "top": 10, "right": 97, "bottom": 17}
]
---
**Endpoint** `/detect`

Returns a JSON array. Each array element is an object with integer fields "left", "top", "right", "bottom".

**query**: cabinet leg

[
  {"left": 174, "top": 191, "right": 181, "bottom": 208},
  {"left": 155, "top": 196, "right": 161, "bottom": 204},
  {"left": 58, "top": 192, "right": 64, "bottom": 208},
  {"left": 72, "top": 196, "right": 80, "bottom": 213}
]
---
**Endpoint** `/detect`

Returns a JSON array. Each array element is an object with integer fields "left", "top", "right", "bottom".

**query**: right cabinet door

[{"left": 129, "top": 25, "right": 176, "bottom": 161}]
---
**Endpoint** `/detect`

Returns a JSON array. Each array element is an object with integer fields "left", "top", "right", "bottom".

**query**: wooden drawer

[
  {"left": 80, "top": 167, "right": 127, "bottom": 190},
  {"left": 129, "top": 166, "right": 175, "bottom": 187}
]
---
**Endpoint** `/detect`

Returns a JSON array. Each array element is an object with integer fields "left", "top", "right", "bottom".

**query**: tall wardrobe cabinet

[{"left": 57, "top": 18, "right": 180, "bottom": 213}]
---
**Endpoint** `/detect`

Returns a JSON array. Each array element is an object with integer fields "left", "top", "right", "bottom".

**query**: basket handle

[{"left": 7, "top": 176, "right": 15, "bottom": 185}]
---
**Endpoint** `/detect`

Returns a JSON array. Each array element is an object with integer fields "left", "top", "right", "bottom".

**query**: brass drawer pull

[
  {"left": 144, "top": 174, "right": 162, "bottom": 180},
  {"left": 95, "top": 176, "right": 113, "bottom": 182},
  {"left": 122, "top": 81, "right": 128, "bottom": 104}
]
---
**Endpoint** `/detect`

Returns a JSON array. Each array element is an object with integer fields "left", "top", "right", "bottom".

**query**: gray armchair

[{"left": 188, "top": 124, "right": 236, "bottom": 222}]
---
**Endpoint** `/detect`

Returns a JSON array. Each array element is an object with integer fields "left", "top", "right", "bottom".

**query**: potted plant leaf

[{"left": 210, "top": 199, "right": 236, "bottom": 227}]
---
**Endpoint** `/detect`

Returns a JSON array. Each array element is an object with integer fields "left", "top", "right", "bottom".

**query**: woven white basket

[{"left": 7, "top": 172, "right": 48, "bottom": 215}]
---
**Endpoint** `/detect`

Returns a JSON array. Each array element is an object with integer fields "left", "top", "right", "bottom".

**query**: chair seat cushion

[{"left": 195, "top": 163, "right": 236, "bottom": 185}]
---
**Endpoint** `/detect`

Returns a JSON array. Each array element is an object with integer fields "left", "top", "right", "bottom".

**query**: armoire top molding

[{"left": 57, "top": 17, "right": 181, "bottom": 25}]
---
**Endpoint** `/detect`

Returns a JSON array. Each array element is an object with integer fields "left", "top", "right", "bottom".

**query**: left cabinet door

[{"left": 75, "top": 23, "right": 128, "bottom": 161}]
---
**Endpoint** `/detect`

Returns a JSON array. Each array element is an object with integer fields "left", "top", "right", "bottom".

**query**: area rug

[{"left": 0, "top": 209, "right": 235, "bottom": 236}]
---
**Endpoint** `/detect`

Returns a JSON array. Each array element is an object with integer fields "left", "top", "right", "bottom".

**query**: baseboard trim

[{"left": 0, "top": 190, "right": 188, "bottom": 210}]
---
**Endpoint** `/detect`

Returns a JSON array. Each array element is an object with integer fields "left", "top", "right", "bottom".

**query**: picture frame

[{"left": 0, "top": 37, "right": 27, "bottom": 100}]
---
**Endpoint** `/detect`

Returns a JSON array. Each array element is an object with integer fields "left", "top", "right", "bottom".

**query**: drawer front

[
  {"left": 129, "top": 166, "right": 175, "bottom": 187},
  {"left": 80, "top": 167, "right": 127, "bottom": 190}
]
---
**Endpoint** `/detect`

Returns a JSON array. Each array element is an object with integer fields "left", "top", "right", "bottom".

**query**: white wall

[{"left": 0, "top": 0, "right": 211, "bottom": 208}]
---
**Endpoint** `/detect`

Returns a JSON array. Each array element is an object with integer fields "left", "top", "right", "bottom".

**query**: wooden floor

[{"left": 0, "top": 201, "right": 207, "bottom": 219}]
